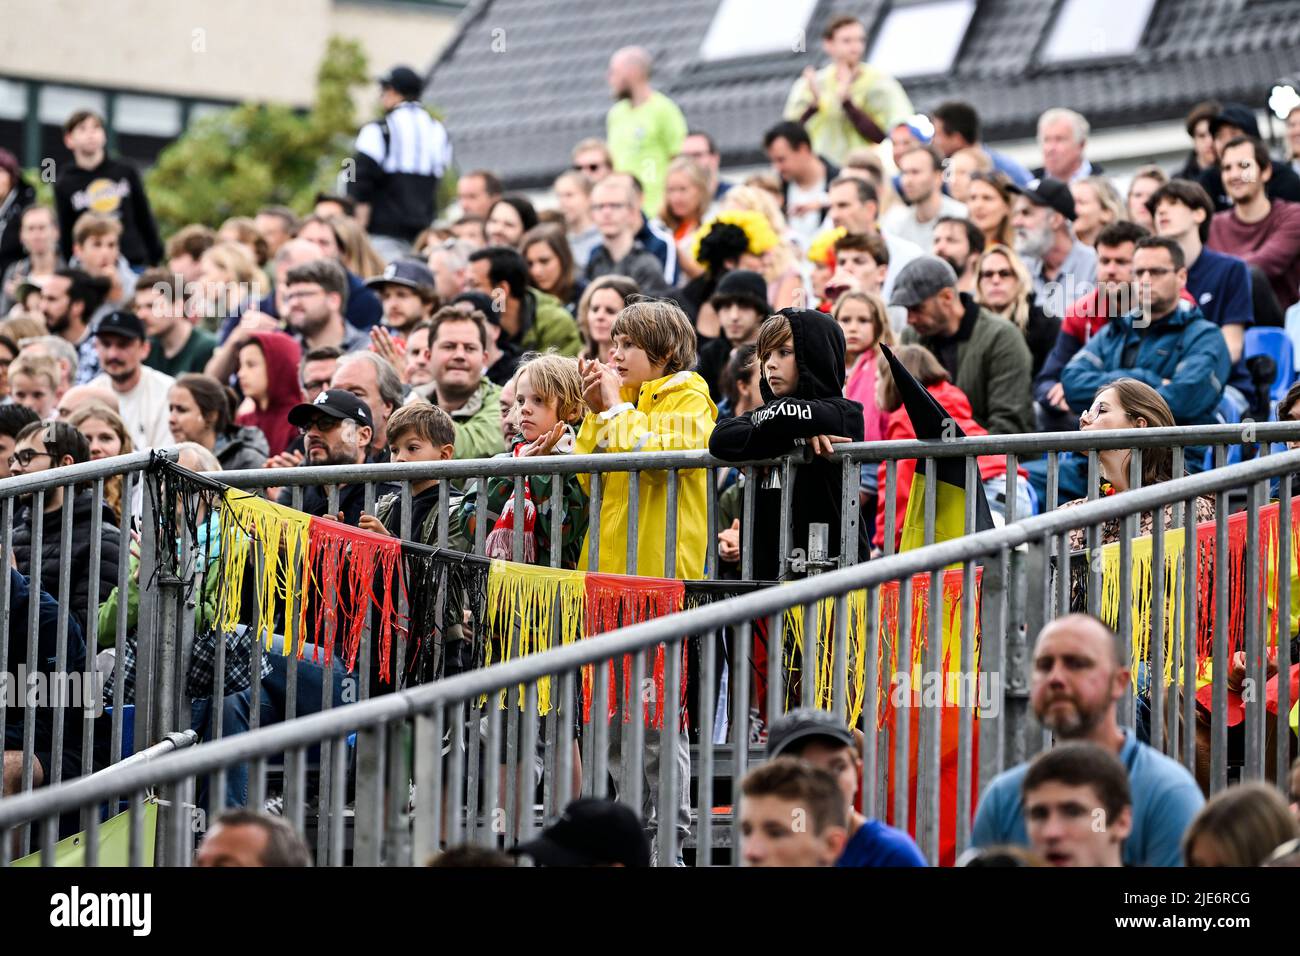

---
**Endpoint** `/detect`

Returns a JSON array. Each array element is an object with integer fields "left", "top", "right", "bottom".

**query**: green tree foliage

[{"left": 145, "top": 36, "right": 369, "bottom": 235}]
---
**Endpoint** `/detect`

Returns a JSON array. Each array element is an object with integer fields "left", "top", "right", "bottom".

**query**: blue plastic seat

[
  {"left": 102, "top": 704, "right": 135, "bottom": 762},
  {"left": 1244, "top": 326, "right": 1296, "bottom": 412}
]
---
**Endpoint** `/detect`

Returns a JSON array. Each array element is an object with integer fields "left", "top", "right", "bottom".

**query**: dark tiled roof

[{"left": 426, "top": 0, "right": 1300, "bottom": 189}]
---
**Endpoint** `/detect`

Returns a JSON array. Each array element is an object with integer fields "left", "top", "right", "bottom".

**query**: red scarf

[{"left": 485, "top": 441, "right": 537, "bottom": 562}]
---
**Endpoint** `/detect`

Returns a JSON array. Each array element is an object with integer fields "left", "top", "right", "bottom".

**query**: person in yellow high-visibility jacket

[
  {"left": 575, "top": 301, "right": 716, "bottom": 579},
  {"left": 575, "top": 299, "right": 716, "bottom": 863}
]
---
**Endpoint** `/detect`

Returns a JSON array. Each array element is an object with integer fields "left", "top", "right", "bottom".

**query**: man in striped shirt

[{"left": 348, "top": 65, "right": 453, "bottom": 263}]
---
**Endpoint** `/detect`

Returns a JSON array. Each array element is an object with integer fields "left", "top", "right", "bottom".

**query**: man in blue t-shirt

[
  {"left": 1151, "top": 179, "right": 1255, "bottom": 414},
  {"left": 767, "top": 708, "right": 926, "bottom": 867},
  {"left": 972, "top": 614, "right": 1204, "bottom": 866}
]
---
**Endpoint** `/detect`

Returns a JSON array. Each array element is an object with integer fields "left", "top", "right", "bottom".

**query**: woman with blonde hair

[
  {"left": 974, "top": 243, "right": 1059, "bottom": 377},
  {"left": 329, "top": 214, "right": 385, "bottom": 279},
  {"left": 1070, "top": 176, "right": 1126, "bottom": 247},
  {"left": 218, "top": 216, "right": 270, "bottom": 267},
  {"left": 197, "top": 241, "right": 266, "bottom": 339},
  {"left": 660, "top": 158, "right": 711, "bottom": 241},
  {"left": 966, "top": 170, "right": 1016, "bottom": 249},
  {"left": 67, "top": 403, "right": 133, "bottom": 519}
]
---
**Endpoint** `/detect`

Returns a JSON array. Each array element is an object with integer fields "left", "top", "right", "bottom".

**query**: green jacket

[
  {"left": 97, "top": 552, "right": 221, "bottom": 649},
  {"left": 448, "top": 379, "right": 505, "bottom": 462},
  {"left": 450, "top": 441, "right": 590, "bottom": 569},
  {"left": 519, "top": 289, "right": 582, "bottom": 357},
  {"left": 899, "top": 293, "right": 1034, "bottom": 435}
]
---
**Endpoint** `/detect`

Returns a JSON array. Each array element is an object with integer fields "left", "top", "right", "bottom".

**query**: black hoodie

[
  {"left": 709, "top": 309, "right": 865, "bottom": 580},
  {"left": 53, "top": 155, "right": 164, "bottom": 266}
]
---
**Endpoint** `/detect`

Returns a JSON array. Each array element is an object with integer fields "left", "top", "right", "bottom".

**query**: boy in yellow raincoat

[{"left": 576, "top": 299, "right": 717, "bottom": 861}]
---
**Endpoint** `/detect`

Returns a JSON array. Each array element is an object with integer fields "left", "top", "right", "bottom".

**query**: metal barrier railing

[
  {"left": 0, "top": 451, "right": 156, "bottom": 858},
  {"left": 3, "top": 444, "right": 1297, "bottom": 867}
]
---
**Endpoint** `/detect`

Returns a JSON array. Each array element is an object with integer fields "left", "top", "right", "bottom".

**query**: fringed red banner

[
  {"left": 584, "top": 573, "right": 686, "bottom": 729},
  {"left": 304, "top": 517, "right": 405, "bottom": 683},
  {"left": 877, "top": 567, "right": 984, "bottom": 868}
]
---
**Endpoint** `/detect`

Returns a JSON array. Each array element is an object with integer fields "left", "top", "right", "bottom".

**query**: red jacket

[
  {"left": 874, "top": 380, "right": 1015, "bottom": 550},
  {"left": 235, "top": 330, "right": 303, "bottom": 457}
]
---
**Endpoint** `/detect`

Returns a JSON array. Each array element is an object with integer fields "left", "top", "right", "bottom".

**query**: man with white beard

[{"left": 1009, "top": 178, "right": 1096, "bottom": 319}]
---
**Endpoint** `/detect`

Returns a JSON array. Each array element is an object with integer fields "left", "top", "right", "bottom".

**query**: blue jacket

[{"left": 1060, "top": 300, "right": 1230, "bottom": 425}]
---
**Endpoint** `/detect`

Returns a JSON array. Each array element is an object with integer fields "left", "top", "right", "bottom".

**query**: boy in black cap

[
  {"left": 695, "top": 269, "right": 770, "bottom": 405},
  {"left": 767, "top": 709, "right": 925, "bottom": 867},
  {"left": 513, "top": 798, "right": 651, "bottom": 867},
  {"left": 709, "top": 308, "right": 865, "bottom": 580}
]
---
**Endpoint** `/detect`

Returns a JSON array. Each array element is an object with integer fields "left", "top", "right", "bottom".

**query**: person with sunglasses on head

[{"left": 7, "top": 420, "right": 122, "bottom": 639}]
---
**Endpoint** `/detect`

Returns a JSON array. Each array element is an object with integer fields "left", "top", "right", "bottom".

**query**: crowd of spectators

[{"left": 2, "top": 10, "right": 1300, "bottom": 867}]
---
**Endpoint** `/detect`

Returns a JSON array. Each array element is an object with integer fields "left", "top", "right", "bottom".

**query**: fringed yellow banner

[
  {"left": 216, "top": 490, "right": 312, "bottom": 652},
  {"left": 781, "top": 572, "right": 980, "bottom": 729},
  {"left": 782, "top": 591, "right": 868, "bottom": 724},
  {"left": 1094, "top": 498, "right": 1300, "bottom": 691},
  {"left": 1098, "top": 528, "right": 1190, "bottom": 690},
  {"left": 484, "top": 560, "right": 586, "bottom": 713}
]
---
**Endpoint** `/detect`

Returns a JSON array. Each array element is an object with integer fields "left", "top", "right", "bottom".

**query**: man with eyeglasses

[
  {"left": 1061, "top": 236, "right": 1230, "bottom": 428},
  {"left": 8, "top": 420, "right": 122, "bottom": 639},
  {"left": 0, "top": 403, "right": 39, "bottom": 479},
  {"left": 584, "top": 174, "right": 669, "bottom": 294},
  {"left": 281, "top": 259, "right": 369, "bottom": 355}
]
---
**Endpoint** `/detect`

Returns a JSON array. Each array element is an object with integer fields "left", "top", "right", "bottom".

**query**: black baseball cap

[
  {"left": 512, "top": 798, "right": 650, "bottom": 867},
  {"left": 94, "top": 310, "right": 147, "bottom": 342},
  {"left": 766, "top": 708, "right": 856, "bottom": 759},
  {"left": 378, "top": 65, "right": 422, "bottom": 99},
  {"left": 1007, "top": 176, "right": 1076, "bottom": 221},
  {"left": 287, "top": 388, "right": 372, "bottom": 428},
  {"left": 1209, "top": 102, "right": 1261, "bottom": 140},
  {"left": 365, "top": 258, "right": 435, "bottom": 295}
]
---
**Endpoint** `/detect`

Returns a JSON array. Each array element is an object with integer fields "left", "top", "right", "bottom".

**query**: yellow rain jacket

[{"left": 575, "top": 370, "right": 717, "bottom": 579}]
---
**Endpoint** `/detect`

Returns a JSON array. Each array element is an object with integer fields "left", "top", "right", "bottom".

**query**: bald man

[
  {"left": 56, "top": 383, "right": 119, "bottom": 420},
  {"left": 971, "top": 614, "right": 1203, "bottom": 866},
  {"left": 605, "top": 46, "right": 687, "bottom": 216}
]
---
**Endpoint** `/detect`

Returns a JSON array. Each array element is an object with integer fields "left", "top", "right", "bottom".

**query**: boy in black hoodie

[
  {"left": 53, "top": 110, "right": 163, "bottom": 268},
  {"left": 709, "top": 308, "right": 865, "bottom": 581}
]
